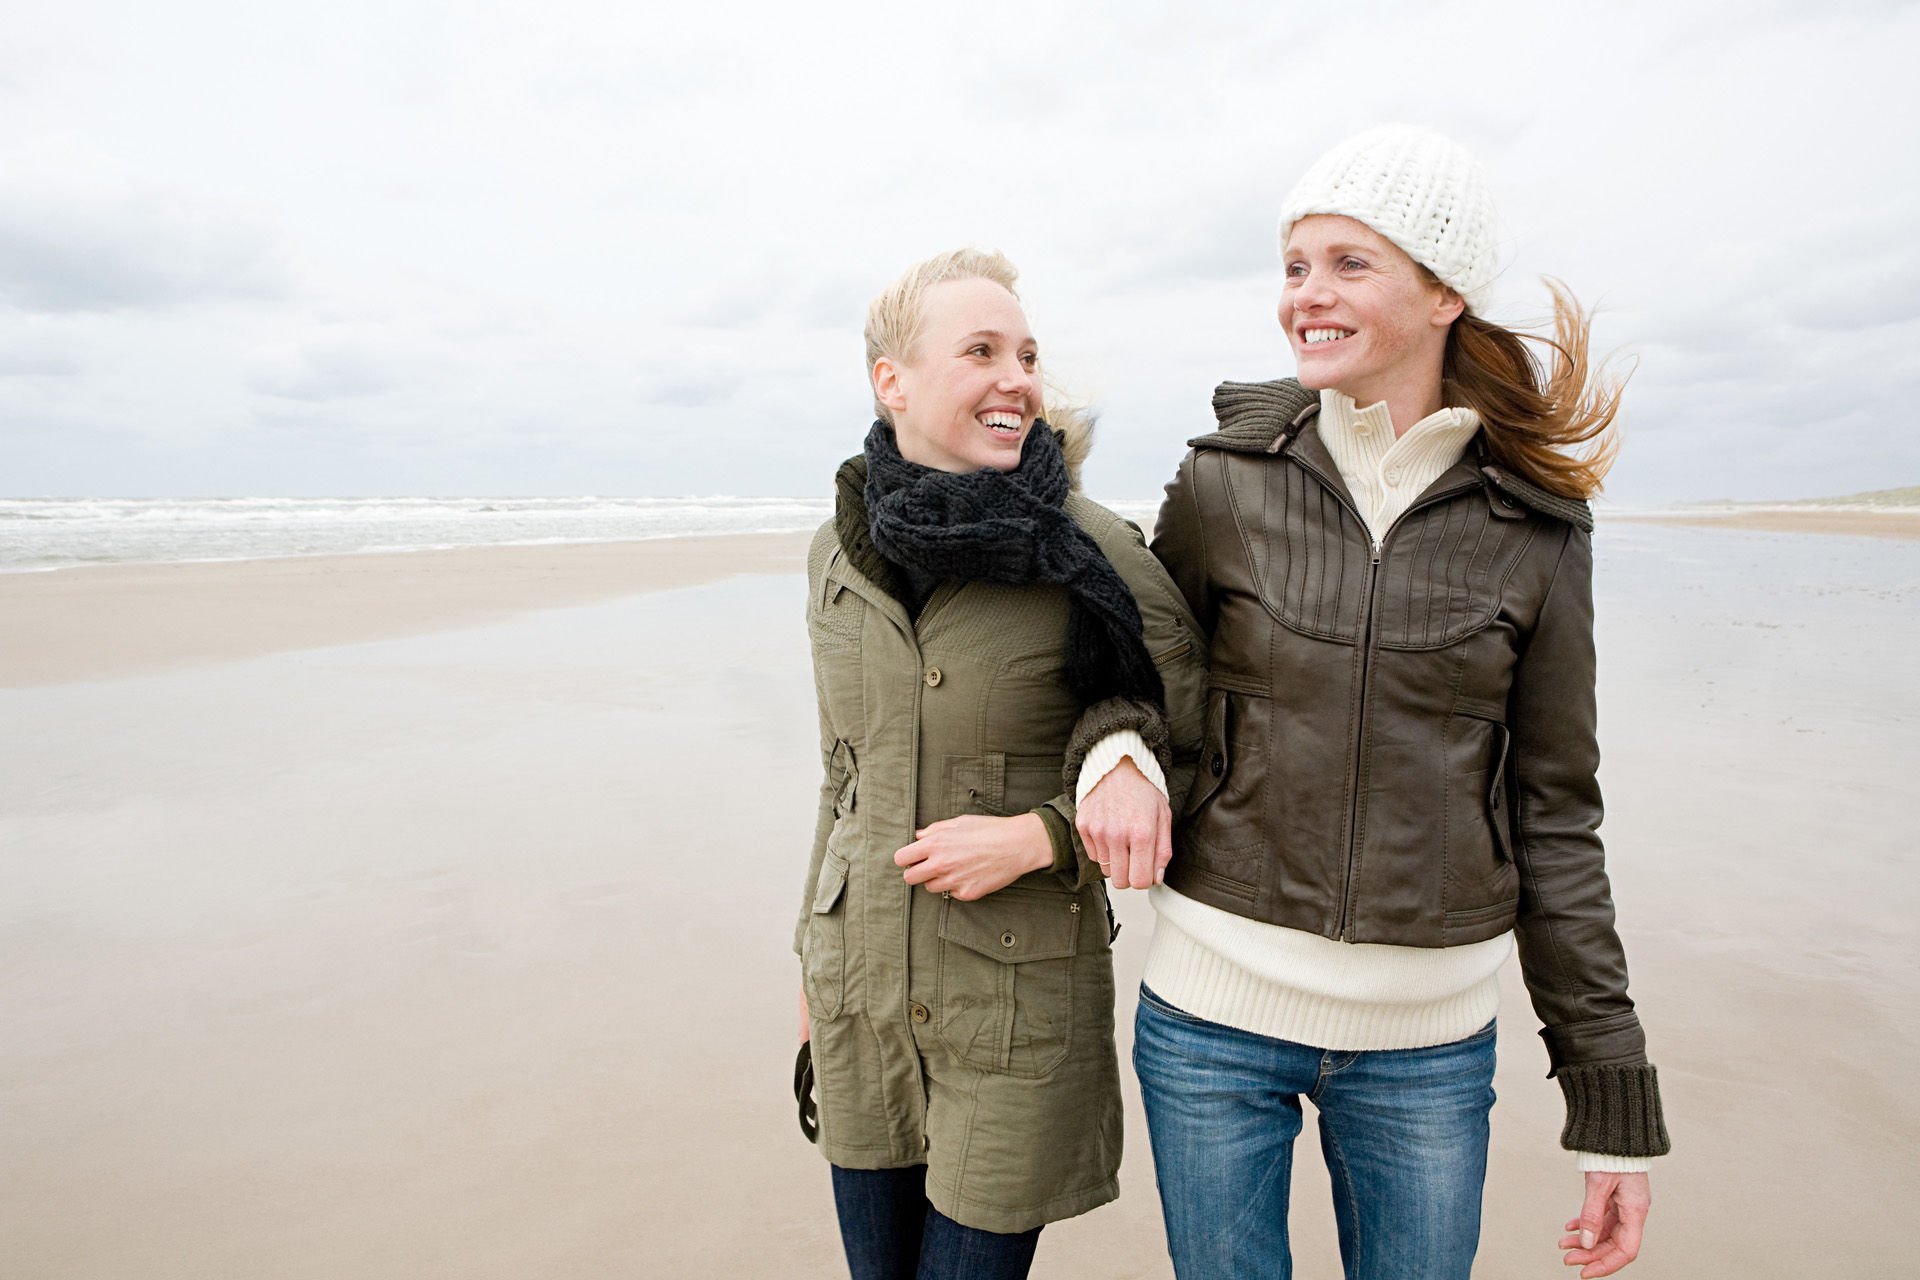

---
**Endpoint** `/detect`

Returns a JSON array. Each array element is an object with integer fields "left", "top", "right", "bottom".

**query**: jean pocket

[{"left": 1136, "top": 983, "right": 1210, "bottom": 1026}]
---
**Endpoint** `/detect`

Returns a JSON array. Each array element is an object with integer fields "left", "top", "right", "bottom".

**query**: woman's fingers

[
  {"left": 1562, "top": 1172, "right": 1649, "bottom": 1277},
  {"left": 1154, "top": 804, "right": 1173, "bottom": 885},
  {"left": 1125, "top": 830, "right": 1158, "bottom": 890},
  {"left": 892, "top": 814, "right": 1051, "bottom": 900},
  {"left": 1076, "top": 763, "right": 1170, "bottom": 889}
]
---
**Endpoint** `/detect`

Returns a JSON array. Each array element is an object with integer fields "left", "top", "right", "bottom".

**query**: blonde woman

[{"left": 795, "top": 249, "right": 1205, "bottom": 1279}]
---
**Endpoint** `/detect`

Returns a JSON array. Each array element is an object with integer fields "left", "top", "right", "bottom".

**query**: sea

[{"left": 0, "top": 496, "right": 1168, "bottom": 573}]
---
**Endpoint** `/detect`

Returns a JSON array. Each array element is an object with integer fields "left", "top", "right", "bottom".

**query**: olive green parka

[{"left": 796, "top": 452, "right": 1207, "bottom": 1233}]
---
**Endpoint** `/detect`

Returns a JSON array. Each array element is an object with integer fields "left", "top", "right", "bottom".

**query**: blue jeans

[
  {"left": 1134, "top": 985, "right": 1495, "bottom": 1280},
  {"left": 829, "top": 1165, "right": 1042, "bottom": 1280}
]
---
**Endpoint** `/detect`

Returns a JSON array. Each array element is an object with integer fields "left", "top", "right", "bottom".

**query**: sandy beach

[
  {"left": 3, "top": 525, "right": 1917, "bottom": 1277},
  {"left": 0, "top": 533, "right": 810, "bottom": 688}
]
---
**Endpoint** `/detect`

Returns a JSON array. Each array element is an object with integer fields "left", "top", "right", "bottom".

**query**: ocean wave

[{"left": 0, "top": 496, "right": 838, "bottom": 572}]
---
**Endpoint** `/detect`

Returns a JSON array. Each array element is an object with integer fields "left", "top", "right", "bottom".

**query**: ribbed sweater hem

[{"left": 1141, "top": 892, "right": 1506, "bottom": 1051}]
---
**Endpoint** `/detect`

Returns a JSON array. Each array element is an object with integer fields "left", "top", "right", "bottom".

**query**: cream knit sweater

[{"left": 1129, "top": 389, "right": 1650, "bottom": 1173}]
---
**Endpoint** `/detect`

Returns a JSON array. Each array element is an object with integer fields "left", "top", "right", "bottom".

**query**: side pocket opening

[
  {"left": 1180, "top": 688, "right": 1232, "bottom": 819},
  {"left": 1486, "top": 723, "right": 1512, "bottom": 863}
]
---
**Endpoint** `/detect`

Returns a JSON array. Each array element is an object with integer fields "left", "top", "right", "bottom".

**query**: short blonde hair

[
  {"left": 862, "top": 247, "right": 1094, "bottom": 488},
  {"left": 864, "top": 248, "right": 1023, "bottom": 424}
]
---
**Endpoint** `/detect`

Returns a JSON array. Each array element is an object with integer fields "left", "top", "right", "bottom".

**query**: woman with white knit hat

[{"left": 1073, "top": 124, "right": 1668, "bottom": 1278}]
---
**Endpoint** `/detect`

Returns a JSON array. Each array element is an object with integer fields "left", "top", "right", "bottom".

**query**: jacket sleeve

[
  {"left": 1042, "top": 512, "right": 1211, "bottom": 891},
  {"left": 1508, "top": 525, "right": 1670, "bottom": 1158},
  {"left": 1149, "top": 450, "right": 1217, "bottom": 637},
  {"left": 795, "top": 536, "right": 851, "bottom": 956}
]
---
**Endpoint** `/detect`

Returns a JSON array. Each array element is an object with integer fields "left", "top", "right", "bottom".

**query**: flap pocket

[
  {"left": 812, "top": 853, "right": 850, "bottom": 914},
  {"left": 952, "top": 753, "right": 1062, "bottom": 819},
  {"left": 939, "top": 887, "right": 1080, "bottom": 964}
]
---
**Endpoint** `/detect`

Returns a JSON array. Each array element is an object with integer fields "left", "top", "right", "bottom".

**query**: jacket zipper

[
  {"left": 1338, "top": 538, "right": 1383, "bottom": 939},
  {"left": 1309, "top": 473, "right": 1482, "bottom": 941}
]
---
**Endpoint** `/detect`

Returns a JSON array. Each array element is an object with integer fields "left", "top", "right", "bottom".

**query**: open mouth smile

[
  {"left": 977, "top": 410, "right": 1025, "bottom": 438},
  {"left": 1300, "top": 327, "right": 1355, "bottom": 346}
]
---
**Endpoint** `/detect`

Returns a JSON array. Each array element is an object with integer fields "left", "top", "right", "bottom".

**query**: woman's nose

[{"left": 1294, "top": 269, "right": 1335, "bottom": 308}]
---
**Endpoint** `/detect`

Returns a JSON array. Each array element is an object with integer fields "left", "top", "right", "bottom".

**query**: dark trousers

[{"left": 830, "top": 1165, "right": 1043, "bottom": 1280}]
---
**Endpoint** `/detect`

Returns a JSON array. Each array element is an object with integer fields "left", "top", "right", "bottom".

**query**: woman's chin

[{"left": 972, "top": 433, "right": 1027, "bottom": 470}]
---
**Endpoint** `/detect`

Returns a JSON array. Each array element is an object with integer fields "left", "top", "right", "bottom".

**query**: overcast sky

[{"left": 2, "top": 0, "right": 1915, "bottom": 503}]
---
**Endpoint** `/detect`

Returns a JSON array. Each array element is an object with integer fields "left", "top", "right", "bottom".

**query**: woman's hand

[
  {"left": 895, "top": 813, "right": 1053, "bottom": 901},
  {"left": 798, "top": 986, "right": 810, "bottom": 1044},
  {"left": 1075, "top": 758, "right": 1171, "bottom": 889},
  {"left": 1559, "top": 1171, "right": 1650, "bottom": 1276}
]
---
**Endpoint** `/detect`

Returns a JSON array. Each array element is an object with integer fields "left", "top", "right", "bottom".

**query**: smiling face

[
  {"left": 872, "top": 277, "right": 1040, "bottom": 474},
  {"left": 1279, "top": 214, "right": 1463, "bottom": 415}
]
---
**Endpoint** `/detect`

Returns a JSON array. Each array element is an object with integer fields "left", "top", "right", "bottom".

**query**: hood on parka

[{"left": 1048, "top": 401, "right": 1094, "bottom": 492}]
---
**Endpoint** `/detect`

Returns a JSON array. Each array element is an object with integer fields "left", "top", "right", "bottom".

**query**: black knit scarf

[{"left": 857, "top": 420, "right": 1163, "bottom": 711}]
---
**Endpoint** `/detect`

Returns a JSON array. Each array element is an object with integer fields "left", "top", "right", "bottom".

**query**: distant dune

[
  {"left": 1676, "top": 484, "right": 1920, "bottom": 511},
  {"left": 1608, "top": 486, "right": 1920, "bottom": 541},
  {"left": 1796, "top": 484, "right": 1920, "bottom": 509}
]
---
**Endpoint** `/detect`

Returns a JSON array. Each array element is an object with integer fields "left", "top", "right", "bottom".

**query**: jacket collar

[
  {"left": 831, "top": 454, "right": 910, "bottom": 606},
  {"left": 1193, "top": 378, "right": 1593, "bottom": 533}
]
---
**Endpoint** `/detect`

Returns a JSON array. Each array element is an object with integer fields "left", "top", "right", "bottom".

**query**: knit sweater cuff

[
  {"left": 1557, "top": 1063, "right": 1672, "bottom": 1158},
  {"left": 1062, "top": 696, "right": 1171, "bottom": 793},
  {"left": 1575, "top": 1152, "right": 1656, "bottom": 1174},
  {"left": 1074, "top": 730, "right": 1169, "bottom": 806}
]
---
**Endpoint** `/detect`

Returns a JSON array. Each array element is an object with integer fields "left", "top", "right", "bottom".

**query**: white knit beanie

[{"left": 1277, "top": 124, "right": 1499, "bottom": 313}]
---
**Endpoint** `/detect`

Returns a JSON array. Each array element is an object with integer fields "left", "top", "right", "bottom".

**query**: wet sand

[
  {"left": 2, "top": 525, "right": 1916, "bottom": 1277},
  {"left": 0, "top": 533, "right": 811, "bottom": 688}
]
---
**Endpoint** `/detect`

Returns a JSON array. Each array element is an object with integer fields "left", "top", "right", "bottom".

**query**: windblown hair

[
  {"left": 864, "top": 247, "right": 1094, "bottom": 489},
  {"left": 1441, "top": 279, "right": 1625, "bottom": 501}
]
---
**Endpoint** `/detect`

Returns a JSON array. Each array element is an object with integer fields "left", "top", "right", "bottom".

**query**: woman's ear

[
  {"left": 1431, "top": 285, "right": 1466, "bottom": 329},
  {"left": 873, "top": 356, "right": 909, "bottom": 414}
]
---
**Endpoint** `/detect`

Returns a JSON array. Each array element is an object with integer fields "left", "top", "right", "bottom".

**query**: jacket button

[
  {"left": 1000, "top": 931, "right": 1017, "bottom": 948},
  {"left": 924, "top": 667, "right": 943, "bottom": 687},
  {"left": 908, "top": 1002, "right": 929, "bottom": 1023},
  {"left": 1210, "top": 753, "right": 1224, "bottom": 778}
]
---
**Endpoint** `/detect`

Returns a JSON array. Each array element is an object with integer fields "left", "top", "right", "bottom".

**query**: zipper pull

[{"left": 1370, "top": 540, "right": 1382, "bottom": 565}]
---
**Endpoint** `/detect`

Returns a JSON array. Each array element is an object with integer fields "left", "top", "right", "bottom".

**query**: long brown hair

[{"left": 1441, "top": 279, "right": 1626, "bottom": 500}]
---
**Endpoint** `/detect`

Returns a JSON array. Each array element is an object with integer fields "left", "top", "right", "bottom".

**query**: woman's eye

[
  {"left": 1340, "top": 257, "right": 1366, "bottom": 271},
  {"left": 968, "top": 344, "right": 991, "bottom": 357},
  {"left": 1284, "top": 262, "right": 1306, "bottom": 278},
  {"left": 1020, "top": 352, "right": 1038, "bottom": 369}
]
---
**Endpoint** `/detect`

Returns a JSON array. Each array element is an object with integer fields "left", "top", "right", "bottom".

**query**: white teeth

[
  {"left": 1303, "top": 328, "right": 1351, "bottom": 345},
  {"left": 978, "top": 412, "right": 1022, "bottom": 431}
]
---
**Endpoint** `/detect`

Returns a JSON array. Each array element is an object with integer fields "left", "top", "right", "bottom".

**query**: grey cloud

[
  {"left": 676, "top": 257, "right": 871, "bottom": 332},
  {"left": 250, "top": 344, "right": 399, "bottom": 402},
  {"left": 0, "top": 347, "right": 80, "bottom": 377},
  {"left": 0, "top": 199, "right": 286, "bottom": 314}
]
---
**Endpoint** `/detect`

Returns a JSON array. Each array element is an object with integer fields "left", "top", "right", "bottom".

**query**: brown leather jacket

[{"left": 1154, "top": 379, "right": 1668, "bottom": 1158}]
